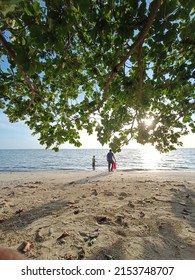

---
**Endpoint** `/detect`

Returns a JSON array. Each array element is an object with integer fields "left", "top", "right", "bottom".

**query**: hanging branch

[
  {"left": 137, "top": 40, "right": 144, "bottom": 107},
  {"left": 88, "top": 0, "right": 163, "bottom": 113},
  {"left": 175, "top": 100, "right": 195, "bottom": 121}
]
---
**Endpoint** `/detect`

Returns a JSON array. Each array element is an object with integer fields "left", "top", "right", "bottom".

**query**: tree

[{"left": 0, "top": 0, "right": 194, "bottom": 152}]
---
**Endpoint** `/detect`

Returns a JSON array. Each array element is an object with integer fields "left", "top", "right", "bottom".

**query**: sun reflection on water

[{"left": 141, "top": 147, "right": 162, "bottom": 170}]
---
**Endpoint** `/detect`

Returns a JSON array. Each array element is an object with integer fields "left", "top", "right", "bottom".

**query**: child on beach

[{"left": 92, "top": 155, "right": 96, "bottom": 170}]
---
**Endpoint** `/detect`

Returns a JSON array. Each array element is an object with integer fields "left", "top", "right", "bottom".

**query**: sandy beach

[{"left": 0, "top": 170, "right": 195, "bottom": 260}]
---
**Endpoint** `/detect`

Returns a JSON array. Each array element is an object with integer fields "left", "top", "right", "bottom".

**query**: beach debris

[
  {"left": 169, "top": 188, "right": 178, "bottom": 192},
  {"left": 79, "top": 232, "right": 89, "bottom": 239},
  {"left": 57, "top": 231, "right": 70, "bottom": 241},
  {"left": 115, "top": 215, "right": 128, "bottom": 227},
  {"left": 79, "top": 229, "right": 99, "bottom": 240},
  {"left": 68, "top": 181, "right": 75, "bottom": 185},
  {"left": 137, "top": 199, "right": 146, "bottom": 205},
  {"left": 88, "top": 239, "right": 97, "bottom": 246},
  {"left": 91, "top": 189, "right": 98, "bottom": 196},
  {"left": 144, "top": 199, "right": 153, "bottom": 204},
  {"left": 179, "top": 202, "right": 187, "bottom": 206},
  {"left": 123, "top": 221, "right": 128, "bottom": 228},
  {"left": 49, "top": 227, "right": 53, "bottom": 236},
  {"left": 119, "top": 192, "right": 128, "bottom": 197},
  {"left": 63, "top": 254, "right": 73, "bottom": 260},
  {"left": 34, "top": 181, "right": 42, "bottom": 184},
  {"left": 127, "top": 201, "right": 135, "bottom": 208},
  {"left": 15, "top": 184, "right": 24, "bottom": 188},
  {"left": 140, "top": 211, "right": 145, "bottom": 218},
  {"left": 17, "top": 240, "right": 33, "bottom": 254},
  {"left": 158, "top": 222, "right": 166, "bottom": 230},
  {"left": 104, "top": 253, "right": 113, "bottom": 260},
  {"left": 77, "top": 248, "right": 85, "bottom": 259},
  {"left": 68, "top": 200, "right": 79, "bottom": 205},
  {"left": 96, "top": 216, "right": 112, "bottom": 225},
  {"left": 155, "top": 193, "right": 161, "bottom": 196},
  {"left": 104, "top": 190, "right": 114, "bottom": 196},
  {"left": 2, "top": 186, "right": 9, "bottom": 189},
  {"left": 186, "top": 194, "right": 190, "bottom": 198},
  {"left": 0, "top": 200, "right": 8, "bottom": 207},
  {"left": 57, "top": 239, "right": 66, "bottom": 245},
  {"left": 35, "top": 228, "right": 44, "bottom": 242},
  {"left": 115, "top": 229, "right": 127, "bottom": 237},
  {"left": 115, "top": 215, "right": 124, "bottom": 225},
  {"left": 26, "top": 185, "right": 38, "bottom": 189},
  {"left": 158, "top": 224, "right": 163, "bottom": 230},
  {"left": 174, "top": 183, "right": 186, "bottom": 188},
  {"left": 0, "top": 217, "right": 6, "bottom": 223},
  {"left": 15, "top": 208, "right": 24, "bottom": 214},
  {"left": 79, "top": 229, "right": 99, "bottom": 246},
  {"left": 74, "top": 209, "right": 80, "bottom": 215},
  {"left": 182, "top": 208, "right": 190, "bottom": 215}
]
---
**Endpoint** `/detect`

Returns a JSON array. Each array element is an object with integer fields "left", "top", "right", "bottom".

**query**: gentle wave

[{"left": 0, "top": 148, "right": 195, "bottom": 172}]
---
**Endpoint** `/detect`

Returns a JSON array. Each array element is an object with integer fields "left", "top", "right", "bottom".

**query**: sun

[{"left": 143, "top": 118, "right": 153, "bottom": 127}]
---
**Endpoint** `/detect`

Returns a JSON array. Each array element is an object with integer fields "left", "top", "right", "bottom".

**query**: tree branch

[
  {"left": 137, "top": 40, "right": 144, "bottom": 107},
  {"left": 113, "top": 0, "right": 162, "bottom": 73},
  {"left": 88, "top": 0, "right": 163, "bottom": 113},
  {"left": 176, "top": 100, "right": 195, "bottom": 122}
]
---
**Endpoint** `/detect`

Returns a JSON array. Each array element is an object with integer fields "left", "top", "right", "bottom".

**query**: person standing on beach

[
  {"left": 92, "top": 155, "right": 96, "bottom": 170},
  {"left": 107, "top": 149, "right": 116, "bottom": 172}
]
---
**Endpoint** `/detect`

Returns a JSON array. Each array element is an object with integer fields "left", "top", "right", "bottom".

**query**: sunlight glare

[
  {"left": 143, "top": 118, "right": 153, "bottom": 127},
  {"left": 142, "top": 146, "right": 162, "bottom": 169}
]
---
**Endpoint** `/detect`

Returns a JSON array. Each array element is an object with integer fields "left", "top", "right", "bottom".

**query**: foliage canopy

[{"left": 0, "top": 0, "right": 194, "bottom": 152}]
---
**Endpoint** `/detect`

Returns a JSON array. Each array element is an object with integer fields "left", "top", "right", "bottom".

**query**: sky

[{"left": 1, "top": 111, "right": 195, "bottom": 149}]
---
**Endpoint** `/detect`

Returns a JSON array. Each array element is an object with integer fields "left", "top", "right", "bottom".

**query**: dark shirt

[{"left": 107, "top": 151, "right": 114, "bottom": 161}]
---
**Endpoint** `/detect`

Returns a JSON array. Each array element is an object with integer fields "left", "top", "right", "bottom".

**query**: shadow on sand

[
  {"left": 64, "top": 171, "right": 111, "bottom": 186},
  {"left": 0, "top": 199, "right": 69, "bottom": 232},
  {"left": 89, "top": 182, "right": 195, "bottom": 260}
]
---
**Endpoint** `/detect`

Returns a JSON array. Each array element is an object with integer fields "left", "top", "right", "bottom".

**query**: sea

[{"left": 0, "top": 148, "right": 195, "bottom": 172}]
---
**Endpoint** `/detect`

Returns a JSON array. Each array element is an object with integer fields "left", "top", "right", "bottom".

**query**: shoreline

[
  {"left": 1, "top": 168, "right": 195, "bottom": 173},
  {"left": 0, "top": 170, "right": 195, "bottom": 184},
  {"left": 0, "top": 170, "right": 195, "bottom": 259}
]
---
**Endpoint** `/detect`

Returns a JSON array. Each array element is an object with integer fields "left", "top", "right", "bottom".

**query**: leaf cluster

[{"left": 0, "top": 0, "right": 194, "bottom": 152}]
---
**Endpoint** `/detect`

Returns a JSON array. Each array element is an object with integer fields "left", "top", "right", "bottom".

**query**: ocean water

[{"left": 0, "top": 148, "right": 195, "bottom": 172}]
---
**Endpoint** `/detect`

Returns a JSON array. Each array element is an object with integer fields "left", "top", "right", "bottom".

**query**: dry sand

[{"left": 0, "top": 170, "right": 195, "bottom": 260}]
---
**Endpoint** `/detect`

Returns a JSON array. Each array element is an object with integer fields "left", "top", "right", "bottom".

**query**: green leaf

[{"left": 0, "top": 0, "right": 194, "bottom": 152}]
